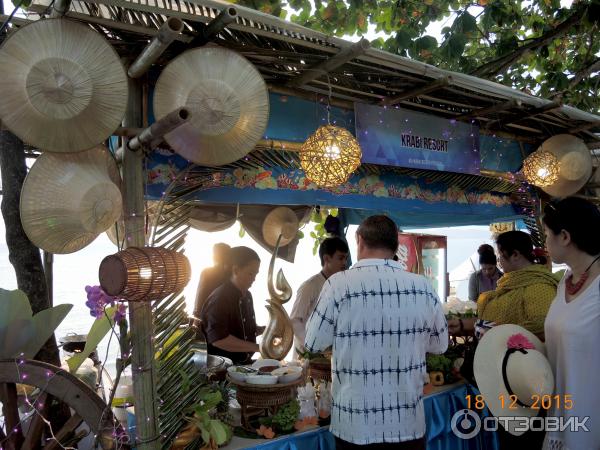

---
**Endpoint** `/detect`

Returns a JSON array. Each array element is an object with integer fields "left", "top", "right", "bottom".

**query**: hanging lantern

[
  {"left": 522, "top": 150, "right": 560, "bottom": 187},
  {"left": 300, "top": 125, "right": 362, "bottom": 187},
  {"left": 99, "top": 247, "right": 191, "bottom": 301}
]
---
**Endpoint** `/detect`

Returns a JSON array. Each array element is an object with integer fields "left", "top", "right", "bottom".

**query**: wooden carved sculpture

[{"left": 259, "top": 235, "right": 294, "bottom": 360}]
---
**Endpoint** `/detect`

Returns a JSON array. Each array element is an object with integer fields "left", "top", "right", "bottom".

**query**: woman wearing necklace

[{"left": 542, "top": 197, "right": 600, "bottom": 450}]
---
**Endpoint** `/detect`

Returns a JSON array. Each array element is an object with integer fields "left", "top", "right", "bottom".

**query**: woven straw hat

[
  {"left": 474, "top": 324, "right": 554, "bottom": 436},
  {"left": 153, "top": 46, "right": 269, "bottom": 166},
  {"left": 537, "top": 134, "right": 592, "bottom": 198},
  {"left": 262, "top": 207, "right": 299, "bottom": 248},
  {"left": 20, "top": 146, "right": 123, "bottom": 254},
  {"left": 0, "top": 19, "right": 128, "bottom": 152}
]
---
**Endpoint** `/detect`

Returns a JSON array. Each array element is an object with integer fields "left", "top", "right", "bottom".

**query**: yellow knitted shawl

[{"left": 477, "top": 264, "right": 561, "bottom": 336}]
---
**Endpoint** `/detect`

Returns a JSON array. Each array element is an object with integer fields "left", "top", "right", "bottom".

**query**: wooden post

[
  {"left": 122, "top": 77, "right": 160, "bottom": 450},
  {"left": 43, "top": 251, "right": 53, "bottom": 305}
]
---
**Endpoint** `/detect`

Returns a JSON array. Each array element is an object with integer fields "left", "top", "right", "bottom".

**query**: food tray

[{"left": 226, "top": 374, "right": 304, "bottom": 392}]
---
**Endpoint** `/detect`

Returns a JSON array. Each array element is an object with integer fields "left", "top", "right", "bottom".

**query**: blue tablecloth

[{"left": 245, "top": 382, "right": 499, "bottom": 450}]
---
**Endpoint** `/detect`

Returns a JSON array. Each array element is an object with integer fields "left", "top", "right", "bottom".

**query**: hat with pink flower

[{"left": 474, "top": 324, "right": 554, "bottom": 436}]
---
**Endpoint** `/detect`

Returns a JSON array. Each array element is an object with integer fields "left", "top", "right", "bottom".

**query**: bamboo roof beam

[
  {"left": 485, "top": 100, "right": 562, "bottom": 129},
  {"left": 287, "top": 38, "right": 370, "bottom": 87},
  {"left": 380, "top": 76, "right": 452, "bottom": 107},
  {"left": 455, "top": 99, "right": 523, "bottom": 121},
  {"left": 570, "top": 120, "right": 600, "bottom": 134}
]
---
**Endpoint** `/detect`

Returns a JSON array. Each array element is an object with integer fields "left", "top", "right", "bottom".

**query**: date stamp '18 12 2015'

[{"left": 466, "top": 394, "right": 573, "bottom": 410}]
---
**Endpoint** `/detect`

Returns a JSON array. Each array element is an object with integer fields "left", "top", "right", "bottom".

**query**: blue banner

[{"left": 355, "top": 103, "right": 480, "bottom": 175}]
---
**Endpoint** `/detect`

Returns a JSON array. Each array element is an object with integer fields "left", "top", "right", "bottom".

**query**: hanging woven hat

[
  {"left": 20, "top": 146, "right": 123, "bottom": 254},
  {"left": 153, "top": 46, "right": 269, "bottom": 166},
  {"left": 536, "top": 134, "right": 592, "bottom": 198},
  {"left": 0, "top": 19, "right": 128, "bottom": 152},
  {"left": 262, "top": 207, "right": 299, "bottom": 248},
  {"left": 106, "top": 218, "right": 126, "bottom": 248}
]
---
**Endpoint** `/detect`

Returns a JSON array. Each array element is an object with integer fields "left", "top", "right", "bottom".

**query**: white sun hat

[{"left": 474, "top": 324, "right": 554, "bottom": 436}]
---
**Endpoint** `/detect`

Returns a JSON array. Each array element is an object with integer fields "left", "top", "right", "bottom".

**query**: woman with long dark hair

[{"left": 542, "top": 197, "right": 600, "bottom": 450}]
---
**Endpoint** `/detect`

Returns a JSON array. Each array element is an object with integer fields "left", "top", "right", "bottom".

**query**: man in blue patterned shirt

[{"left": 305, "top": 215, "right": 448, "bottom": 449}]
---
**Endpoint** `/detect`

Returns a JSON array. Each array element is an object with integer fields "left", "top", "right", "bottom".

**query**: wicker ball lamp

[
  {"left": 300, "top": 125, "right": 362, "bottom": 187},
  {"left": 99, "top": 247, "right": 191, "bottom": 302},
  {"left": 522, "top": 150, "right": 560, "bottom": 187}
]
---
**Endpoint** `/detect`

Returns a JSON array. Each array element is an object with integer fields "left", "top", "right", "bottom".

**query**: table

[{"left": 232, "top": 382, "right": 499, "bottom": 450}]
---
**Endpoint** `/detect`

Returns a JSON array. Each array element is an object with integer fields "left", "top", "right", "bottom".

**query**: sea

[{"left": 0, "top": 215, "right": 491, "bottom": 376}]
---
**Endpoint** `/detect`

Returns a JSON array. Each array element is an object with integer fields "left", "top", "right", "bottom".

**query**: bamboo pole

[
  {"left": 128, "top": 17, "right": 184, "bottom": 78},
  {"left": 191, "top": 6, "right": 237, "bottom": 46},
  {"left": 50, "top": 0, "right": 70, "bottom": 17},
  {"left": 122, "top": 77, "right": 160, "bottom": 450},
  {"left": 127, "top": 107, "right": 191, "bottom": 151}
]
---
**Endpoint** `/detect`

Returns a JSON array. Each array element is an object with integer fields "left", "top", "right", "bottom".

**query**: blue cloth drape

[{"left": 246, "top": 383, "right": 499, "bottom": 450}]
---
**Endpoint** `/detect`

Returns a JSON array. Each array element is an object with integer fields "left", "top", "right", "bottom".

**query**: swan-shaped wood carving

[{"left": 259, "top": 234, "right": 294, "bottom": 360}]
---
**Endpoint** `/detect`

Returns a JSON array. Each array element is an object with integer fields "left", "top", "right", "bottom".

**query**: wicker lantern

[
  {"left": 522, "top": 150, "right": 560, "bottom": 187},
  {"left": 300, "top": 125, "right": 362, "bottom": 187},
  {"left": 99, "top": 247, "right": 191, "bottom": 301}
]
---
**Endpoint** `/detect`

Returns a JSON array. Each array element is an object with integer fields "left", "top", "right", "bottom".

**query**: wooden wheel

[{"left": 0, "top": 359, "right": 128, "bottom": 450}]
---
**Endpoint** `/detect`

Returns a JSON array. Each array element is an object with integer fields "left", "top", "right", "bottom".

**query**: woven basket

[
  {"left": 308, "top": 359, "right": 332, "bottom": 382},
  {"left": 99, "top": 247, "right": 191, "bottom": 301}
]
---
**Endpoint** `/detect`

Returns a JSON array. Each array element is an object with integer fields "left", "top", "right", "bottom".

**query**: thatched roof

[{"left": 4, "top": 0, "right": 598, "bottom": 146}]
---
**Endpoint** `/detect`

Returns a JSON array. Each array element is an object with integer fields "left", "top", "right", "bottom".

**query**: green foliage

[
  {"left": 248, "top": 0, "right": 600, "bottom": 113},
  {"left": 189, "top": 389, "right": 232, "bottom": 447},
  {"left": 308, "top": 207, "right": 338, "bottom": 255},
  {"left": 259, "top": 399, "right": 300, "bottom": 432},
  {"left": 426, "top": 353, "right": 453, "bottom": 373},
  {"left": 67, "top": 306, "right": 116, "bottom": 373},
  {"left": 0, "top": 288, "right": 72, "bottom": 360}
]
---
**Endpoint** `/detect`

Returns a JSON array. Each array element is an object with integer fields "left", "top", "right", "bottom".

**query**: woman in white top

[{"left": 543, "top": 197, "right": 600, "bottom": 450}]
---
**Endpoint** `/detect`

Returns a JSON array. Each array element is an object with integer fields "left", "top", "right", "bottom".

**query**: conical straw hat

[
  {"left": 0, "top": 19, "right": 128, "bottom": 152},
  {"left": 106, "top": 218, "right": 126, "bottom": 247},
  {"left": 262, "top": 207, "right": 299, "bottom": 248},
  {"left": 153, "top": 46, "right": 269, "bottom": 166},
  {"left": 537, "top": 134, "right": 592, "bottom": 198},
  {"left": 20, "top": 146, "right": 123, "bottom": 254}
]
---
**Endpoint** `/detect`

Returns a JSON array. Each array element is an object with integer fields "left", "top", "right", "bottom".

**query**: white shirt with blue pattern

[{"left": 305, "top": 259, "right": 448, "bottom": 445}]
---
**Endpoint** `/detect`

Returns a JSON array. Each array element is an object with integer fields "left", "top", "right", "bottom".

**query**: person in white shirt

[
  {"left": 290, "top": 236, "right": 349, "bottom": 358},
  {"left": 543, "top": 197, "right": 600, "bottom": 450},
  {"left": 305, "top": 215, "right": 448, "bottom": 449}
]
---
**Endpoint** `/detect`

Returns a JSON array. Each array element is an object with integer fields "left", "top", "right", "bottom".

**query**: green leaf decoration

[
  {"left": 209, "top": 420, "right": 229, "bottom": 445},
  {"left": 67, "top": 306, "right": 116, "bottom": 373},
  {"left": 0, "top": 289, "right": 72, "bottom": 359}
]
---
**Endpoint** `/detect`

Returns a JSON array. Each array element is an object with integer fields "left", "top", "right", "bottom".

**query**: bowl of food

[
  {"left": 252, "top": 359, "right": 281, "bottom": 370},
  {"left": 246, "top": 374, "right": 278, "bottom": 385},
  {"left": 227, "top": 366, "right": 250, "bottom": 383},
  {"left": 258, "top": 365, "right": 279, "bottom": 374},
  {"left": 272, "top": 366, "right": 303, "bottom": 383}
]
